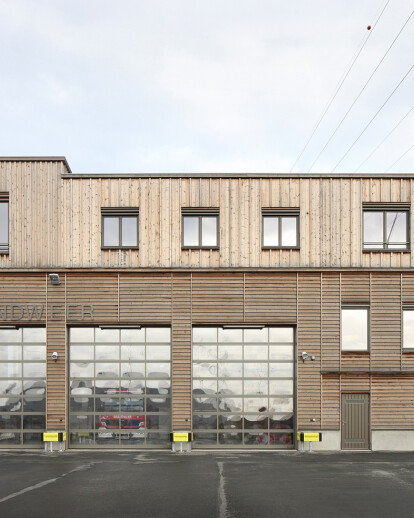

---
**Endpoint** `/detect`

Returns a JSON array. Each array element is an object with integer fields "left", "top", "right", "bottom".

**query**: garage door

[
  {"left": 0, "top": 327, "right": 46, "bottom": 448},
  {"left": 69, "top": 326, "right": 171, "bottom": 448},
  {"left": 192, "top": 326, "right": 295, "bottom": 448}
]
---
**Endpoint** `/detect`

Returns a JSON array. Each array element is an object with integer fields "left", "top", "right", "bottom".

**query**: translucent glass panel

[
  {"left": 263, "top": 215, "right": 298, "bottom": 248},
  {"left": 403, "top": 310, "right": 414, "bottom": 349},
  {"left": 341, "top": 308, "right": 368, "bottom": 351},
  {"left": 0, "top": 328, "right": 46, "bottom": 447},
  {"left": 192, "top": 327, "right": 295, "bottom": 448},
  {"left": 69, "top": 327, "right": 171, "bottom": 447},
  {"left": 363, "top": 210, "right": 408, "bottom": 250},
  {"left": 102, "top": 214, "right": 138, "bottom": 248},
  {"left": 182, "top": 214, "right": 218, "bottom": 248}
]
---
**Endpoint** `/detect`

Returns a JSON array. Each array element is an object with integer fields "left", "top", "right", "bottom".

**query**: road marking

[
  {"left": 0, "top": 463, "right": 97, "bottom": 504},
  {"left": 218, "top": 461, "right": 231, "bottom": 518}
]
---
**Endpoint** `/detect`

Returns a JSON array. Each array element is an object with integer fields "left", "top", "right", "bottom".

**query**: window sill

[
  {"left": 402, "top": 349, "right": 414, "bottom": 354},
  {"left": 262, "top": 247, "right": 300, "bottom": 250},
  {"left": 101, "top": 247, "right": 139, "bottom": 250},
  {"left": 341, "top": 351, "right": 370, "bottom": 355},
  {"left": 182, "top": 247, "right": 220, "bottom": 251},
  {"left": 363, "top": 249, "right": 410, "bottom": 253}
]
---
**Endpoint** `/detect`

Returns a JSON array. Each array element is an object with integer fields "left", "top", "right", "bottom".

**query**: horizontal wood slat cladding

[
  {"left": 46, "top": 278, "right": 66, "bottom": 429},
  {"left": 341, "top": 273, "right": 370, "bottom": 303},
  {"left": 171, "top": 274, "right": 191, "bottom": 430},
  {"left": 402, "top": 273, "right": 414, "bottom": 302},
  {"left": 1, "top": 161, "right": 413, "bottom": 269},
  {"left": 297, "top": 273, "right": 321, "bottom": 428},
  {"left": 244, "top": 273, "right": 296, "bottom": 323},
  {"left": 0, "top": 274, "right": 46, "bottom": 322},
  {"left": 321, "top": 273, "right": 340, "bottom": 371},
  {"left": 321, "top": 374, "right": 340, "bottom": 429},
  {"left": 191, "top": 273, "right": 244, "bottom": 323},
  {"left": 119, "top": 273, "right": 171, "bottom": 322},
  {"left": 371, "top": 374, "right": 414, "bottom": 429},
  {"left": 371, "top": 274, "right": 401, "bottom": 371},
  {"left": 340, "top": 373, "right": 370, "bottom": 391},
  {"left": 65, "top": 273, "right": 118, "bottom": 322}
]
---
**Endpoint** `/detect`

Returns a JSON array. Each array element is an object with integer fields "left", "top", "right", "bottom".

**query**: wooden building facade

[{"left": 1, "top": 157, "right": 414, "bottom": 450}]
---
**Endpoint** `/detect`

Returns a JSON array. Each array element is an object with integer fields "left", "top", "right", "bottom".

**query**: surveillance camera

[
  {"left": 51, "top": 351, "right": 58, "bottom": 361},
  {"left": 301, "top": 351, "right": 308, "bottom": 361}
]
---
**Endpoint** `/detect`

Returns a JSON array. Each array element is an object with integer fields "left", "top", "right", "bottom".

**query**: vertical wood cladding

[
  {"left": 171, "top": 274, "right": 192, "bottom": 430},
  {"left": 297, "top": 273, "right": 321, "bottom": 429},
  {"left": 1, "top": 160, "right": 413, "bottom": 269}
]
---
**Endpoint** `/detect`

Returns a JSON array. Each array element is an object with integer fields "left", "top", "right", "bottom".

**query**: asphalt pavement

[{"left": 1, "top": 450, "right": 414, "bottom": 518}]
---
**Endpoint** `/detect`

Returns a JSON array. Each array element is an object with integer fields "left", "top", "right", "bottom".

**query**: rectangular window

[
  {"left": 182, "top": 210, "right": 219, "bottom": 249},
  {"left": 262, "top": 209, "right": 299, "bottom": 249},
  {"left": 101, "top": 208, "right": 139, "bottom": 249},
  {"left": 341, "top": 307, "right": 369, "bottom": 351},
  {"left": 0, "top": 193, "right": 9, "bottom": 254},
  {"left": 363, "top": 205, "right": 409, "bottom": 251},
  {"left": 403, "top": 309, "right": 414, "bottom": 349}
]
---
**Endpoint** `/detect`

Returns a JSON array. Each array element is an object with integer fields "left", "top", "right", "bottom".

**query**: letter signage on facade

[{"left": 0, "top": 304, "right": 94, "bottom": 322}]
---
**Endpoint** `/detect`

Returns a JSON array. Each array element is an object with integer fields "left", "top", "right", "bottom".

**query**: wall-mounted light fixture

[
  {"left": 51, "top": 351, "right": 58, "bottom": 361},
  {"left": 49, "top": 273, "right": 61, "bottom": 285},
  {"left": 301, "top": 351, "right": 308, "bottom": 362}
]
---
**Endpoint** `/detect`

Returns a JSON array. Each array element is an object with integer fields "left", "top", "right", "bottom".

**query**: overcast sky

[{"left": 0, "top": 0, "right": 413, "bottom": 174}]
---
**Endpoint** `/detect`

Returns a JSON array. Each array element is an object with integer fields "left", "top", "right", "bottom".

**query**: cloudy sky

[{"left": 0, "top": 0, "right": 413, "bottom": 174}]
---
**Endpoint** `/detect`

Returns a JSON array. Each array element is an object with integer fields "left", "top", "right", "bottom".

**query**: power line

[
  {"left": 354, "top": 105, "right": 414, "bottom": 172},
  {"left": 289, "top": 0, "right": 390, "bottom": 173},
  {"left": 308, "top": 8, "right": 414, "bottom": 173},
  {"left": 331, "top": 63, "right": 414, "bottom": 172},
  {"left": 384, "top": 142, "right": 414, "bottom": 172}
]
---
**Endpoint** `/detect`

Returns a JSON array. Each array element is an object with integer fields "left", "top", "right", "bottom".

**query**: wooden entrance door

[{"left": 341, "top": 393, "right": 370, "bottom": 450}]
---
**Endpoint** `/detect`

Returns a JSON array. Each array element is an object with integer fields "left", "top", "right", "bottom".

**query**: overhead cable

[
  {"left": 308, "top": 8, "right": 414, "bottom": 173},
  {"left": 384, "top": 142, "right": 414, "bottom": 172},
  {"left": 289, "top": 0, "right": 390, "bottom": 173},
  {"left": 353, "top": 105, "right": 414, "bottom": 172},
  {"left": 331, "top": 63, "right": 414, "bottom": 172}
]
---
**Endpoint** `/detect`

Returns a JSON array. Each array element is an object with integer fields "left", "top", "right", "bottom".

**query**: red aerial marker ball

[{"left": 367, "top": 25, "right": 371, "bottom": 30}]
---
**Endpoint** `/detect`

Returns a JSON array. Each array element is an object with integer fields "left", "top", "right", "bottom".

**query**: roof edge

[
  {"left": 0, "top": 156, "right": 72, "bottom": 174},
  {"left": 61, "top": 172, "right": 414, "bottom": 179}
]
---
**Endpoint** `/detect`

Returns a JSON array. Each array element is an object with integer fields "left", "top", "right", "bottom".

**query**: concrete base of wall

[
  {"left": 299, "top": 431, "right": 341, "bottom": 451},
  {"left": 372, "top": 431, "right": 414, "bottom": 451}
]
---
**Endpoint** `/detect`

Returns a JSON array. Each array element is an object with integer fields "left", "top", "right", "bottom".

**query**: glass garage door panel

[
  {"left": 192, "top": 327, "right": 295, "bottom": 448},
  {"left": 0, "top": 328, "right": 46, "bottom": 448},
  {"left": 69, "top": 327, "right": 171, "bottom": 448}
]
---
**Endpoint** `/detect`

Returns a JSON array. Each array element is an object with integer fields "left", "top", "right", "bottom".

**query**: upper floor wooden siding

[{"left": 1, "top": 159, "right": 414, "bottom": 269}]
